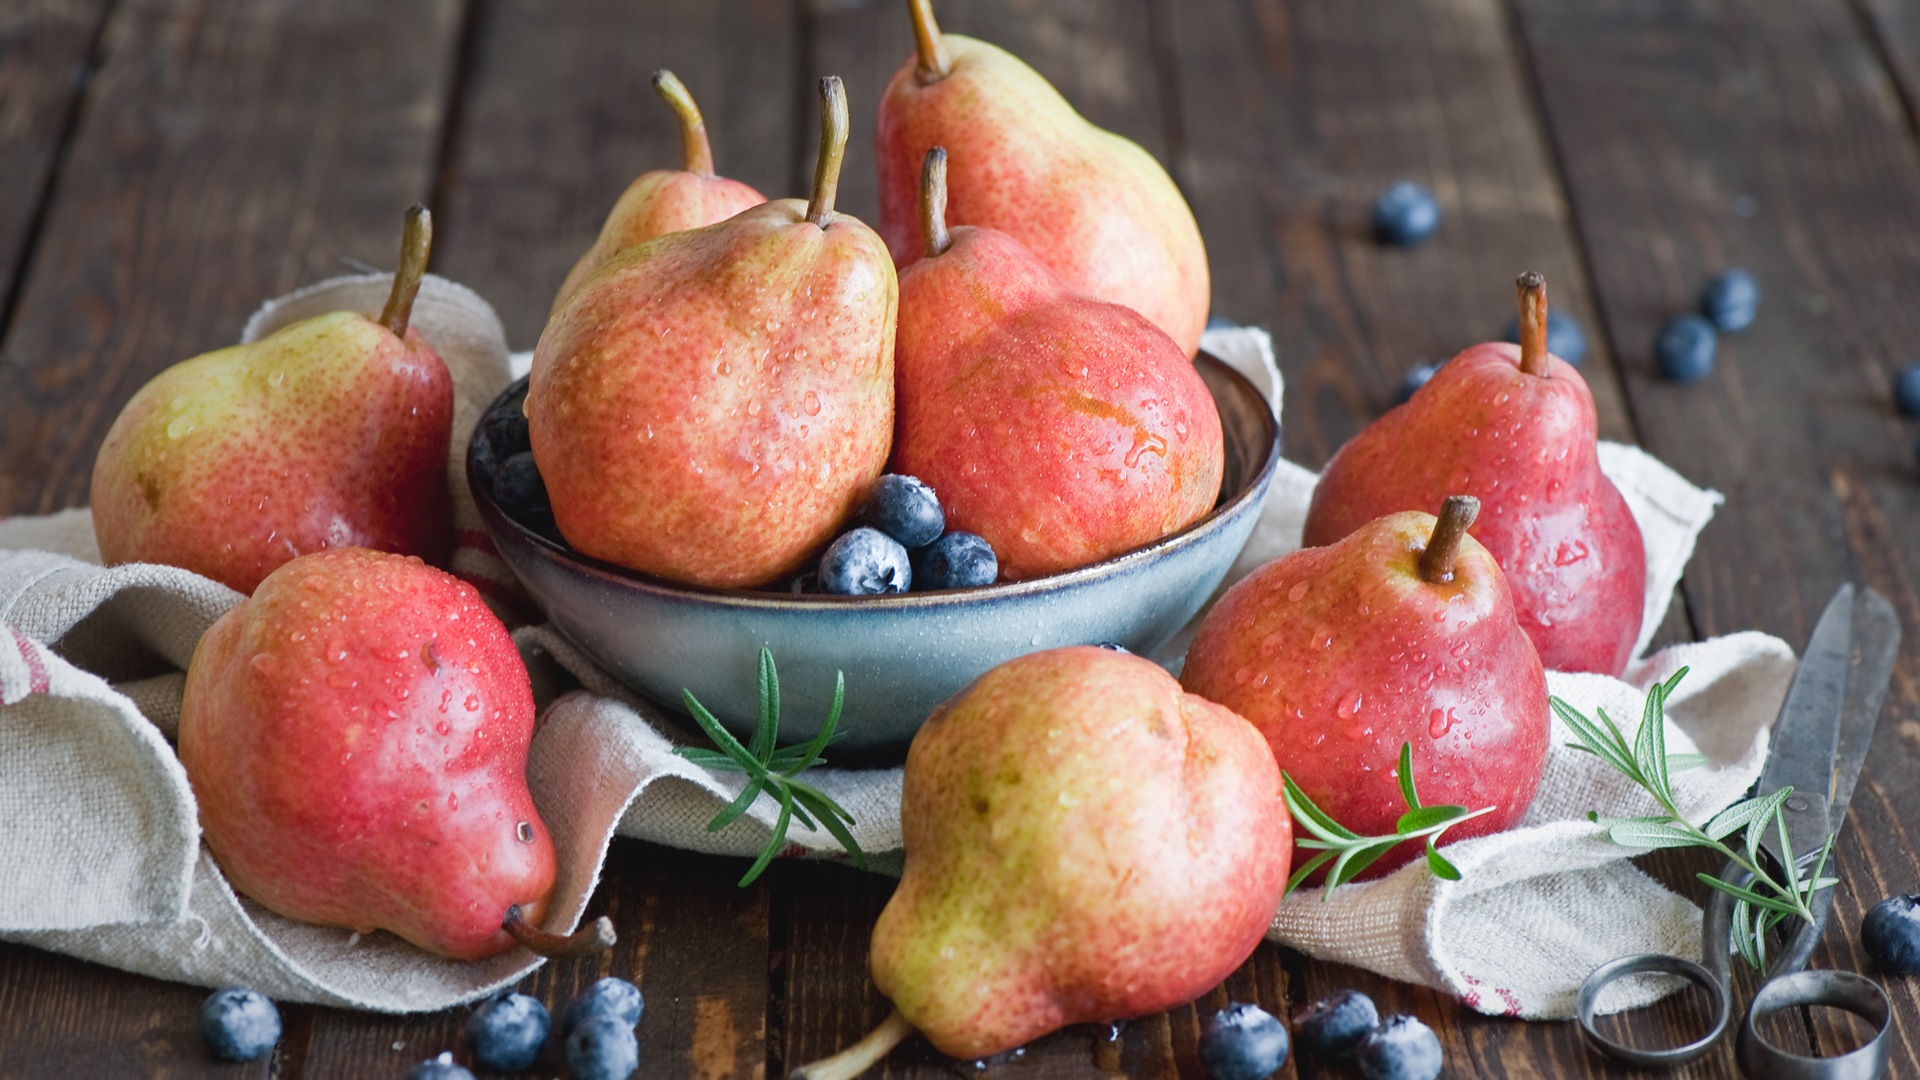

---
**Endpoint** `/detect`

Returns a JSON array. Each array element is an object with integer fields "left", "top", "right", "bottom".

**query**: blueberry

[
  {"left": 861, "top": 474, "right": 945, "bottom": 548},
  {"left": 199, "top": 986, "right": 281, "bottom": 1062},
  {"left": 1094, "top": 641, "right": 1131, "bottom": 653},
  {"left": 819, "top": 527, "right": 912, "bottom": 595},
  {"left": 1198, "top": 1002, "right": 1290, "bottom": 1080},
  {"left": 559, "top": 977, "right": 645, "bottom": 1039},
  {"left": 1395, "top": 362, "right": 1439, "bottom": 404},
  {"left": 1355, "top": 1015, "right": 1443, "bottom": 1080},
  {"left": 1699, "top": 268, "right": 1760, "bottom": 332},
  {"left": 566, "top": 1014, "right": 640, "bottom": 1080},
  {"left": 1373, "top": 183, "right": 1440, "bottom": 247},
  {"left": 912, "top": 531, "right": 997, "bottom": 590},
  {"left": 465, "top": 989, "right": 550, "bottom": 1071},
  {"left": 1894, "top": 361, "right": 1920, "bottom": 417},
  {"left": 1862, "top": 893, "right": 1920, "bottom": 975},
  {"left": 401, "top": 1051, "right": 476, "bottom": 1080},
  {"left": 494, "top": 451, "right": 550, "bottom": 515},
  {"left": 1654, "top": 314, "right": 1717, "bottom": 383},
  {"left": 1293, "top": 989, "right": 1378, "bottom": 1059},
  {"left": 483, "top": 408, "right": 531, "bottom": 457},
  {"left": 1500, "top": 309, "right": 1588, "bottom": 366}
]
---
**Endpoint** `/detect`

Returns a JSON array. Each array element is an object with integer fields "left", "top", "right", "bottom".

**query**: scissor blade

[
  {"left": 1752, "top": 586, "right": 1858, "bottom": 869},
  {"left": 1758, "top": 586, "right": 1857, "bottom": 801},
  {"left": 1828, "top": 586, "right": 1900, "bottom": 821}
]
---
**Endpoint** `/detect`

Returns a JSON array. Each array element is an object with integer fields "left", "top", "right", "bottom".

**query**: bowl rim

[{"left": 470, "top": 349, "right": 1281, "bottom": 611}]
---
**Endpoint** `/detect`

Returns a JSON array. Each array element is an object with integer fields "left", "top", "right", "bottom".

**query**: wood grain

[
  {"left": 0, "top": 0, "right": 112, "bottom": 326},
  {"left": 0, "top": 0, "right": 463, "bottom": 517},
  {"left": 0, "top": 942, "right": 272, "bottom": 1078}
]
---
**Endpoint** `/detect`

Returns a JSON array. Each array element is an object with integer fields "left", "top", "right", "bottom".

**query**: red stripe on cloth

[
  {"left": 10, "top": 629, "right": 50, "bottom": 697},
  {"left": 455, "top": 529, "right": 499, "bottom": 556}
]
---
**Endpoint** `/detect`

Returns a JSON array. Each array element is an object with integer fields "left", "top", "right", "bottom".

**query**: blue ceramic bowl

[{"left": 471, "top": 352, "right": 1280, "bottom": 762}]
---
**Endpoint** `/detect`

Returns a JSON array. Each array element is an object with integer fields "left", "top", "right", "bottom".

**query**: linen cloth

[{"left": 0, "top": 277, "right": 1789, "bottom": 1020}]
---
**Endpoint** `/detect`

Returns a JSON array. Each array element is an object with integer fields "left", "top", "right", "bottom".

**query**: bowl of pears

[{"left": 472, "top": 58, "right": 1277, "bottom": 761}]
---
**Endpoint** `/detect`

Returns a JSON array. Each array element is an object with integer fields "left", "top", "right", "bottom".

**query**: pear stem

[
  {"left": 378, "top": 206, "right": 432, "bottom": 339},
  {"left": 653, "top": 70, "right": 716, "bottom": 177},
  {"left": 501, "top": 905, "right": 617, "bottom": 959},
  {"left": 920, "top": 146, "right": 952, "bottom": 257},
  {"left": 908, "top": 0, "right": 953, "bottom": 82},
  {"left": 789, "top": 1009, "right": 914, "bottom": 1080},
  {"left": 807, "top": 77, "right": 849, "bottom": 228},
  {"left": 1418, "top": 495, "right": 1480, "bottom": 584},
  {"left": 1515, "top": 270, "right": 1550, "bottom": 377}
]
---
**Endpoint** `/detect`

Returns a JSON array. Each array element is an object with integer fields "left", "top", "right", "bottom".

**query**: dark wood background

[{"left": 4, "top": 0, "right": 1920, "bottom": 1076}]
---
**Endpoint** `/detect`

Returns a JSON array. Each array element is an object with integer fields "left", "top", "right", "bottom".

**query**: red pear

[
  {"left": 91, "top": 208, "right": 453, "bottom": 595},
  {"left": 796, "top": 647, "right": 1288, "bottom": 1077},
  {"left": 178, "top": 548, "right": 610, "bottom": 961},
  {"left": 1302, "top": 273, "right": 1646, "bottom": 675},
  {"left": 889, "top": 148, "right": 1222, "bottom": 580},
  {"left": 1184, "top": 498, "right": 1548, "bottom": 879},
  {"left": 529, "top": 77, "right": 896, "bottom": 589},
  {"left": 876, "top": 0, "right": 1209, "bottom": 355},
  {"left": 552, "top": 70, "right": 767, "bottom": 312}
]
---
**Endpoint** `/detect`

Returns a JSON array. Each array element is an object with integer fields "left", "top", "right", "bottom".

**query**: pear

[
  {"left": 794, "top": 647, "right": 1290, "bottom": 1077},
  {"left": 551, "top": 70, "right": 767, "bottom": 313},
  {"left": 1184, "top": 497, "right": 1550, "bottom": 879},
  {"left": 177, "top": 548, "right": 613, "bottom": 961},
  {"left": 91, "top": 207, "right": 454, "bottom": 595},
  {"left": 529, "top": 77, "right": 896, "bottom": 589},
  {"left": 1302, "top": 273, "right": 1646, "bottom": 675},
  {"left": 890, "top": 147, "right": 1223, "bottom": 580},
  {"left": 876, "top": 0, "right": 1209, "bottom": 356}
]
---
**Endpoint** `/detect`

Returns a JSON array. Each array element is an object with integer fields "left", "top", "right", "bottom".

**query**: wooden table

[{"left": 4, "top": 0, "right": 1919, "bottom": 1076}]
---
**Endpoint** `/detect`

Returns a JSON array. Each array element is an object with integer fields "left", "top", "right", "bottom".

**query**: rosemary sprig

[
  {"left": 1551, "top": 667, "right": 1839, "bottom": 970},
  {"left": 674, "top": 648, "right": 867, "bottom": 886},
  {"left": 1283, "top": 742, "right": 1496, "bottom": 899}
]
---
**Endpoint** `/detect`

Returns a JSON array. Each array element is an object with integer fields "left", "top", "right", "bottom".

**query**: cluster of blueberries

[
  {"left": 1198, "top": 990, "right": 1440, "bottom": 1080},
  {"left": 472, "top": 398, "right": 553, "bottom": 537},
  {"left": 1652, "top": 268, "right": 1759, "bottom": 383},
  {"left": 810, "top": 474, "right": 998, "bottom": 595},
  {"left": 200, "top": 976, "right": 645, "bottom": 1080}
]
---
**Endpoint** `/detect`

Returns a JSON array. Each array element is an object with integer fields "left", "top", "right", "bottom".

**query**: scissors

[{"left": 1575, "top": 584, "right": 1902, "bottom": 1079}]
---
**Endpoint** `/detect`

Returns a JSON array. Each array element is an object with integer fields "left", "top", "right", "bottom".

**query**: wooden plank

[
  {"left": 1510, "top": 0, "right": 1920, "bottom": 1067},
  {"left": 428, "top": 0, "right": 799, "bottom": 349},
  {"left": 0, "top": 0, "right": 464, "bottom": 517},
  {"left": 0, "top": 0, "right": 112, "bottom": 321},
  {"left": 0, "top": 942, "right": 272, "bottom": 1078},
  {"left": 1159, "top": 0, "right": 1637, "bottom": 469},
  {"left": 1856, "top": 0, "right": 1920, "bottom": 133},
  {"left": 296, "top": 842, "right": 770, "bottom": 1080}
]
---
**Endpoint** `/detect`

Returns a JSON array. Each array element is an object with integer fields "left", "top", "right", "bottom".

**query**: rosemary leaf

[
  {"left": 673, "top": 649, "right": 865, "bottom": 885},
  {"left": 1281, "top": 742, "right": 1494, "bottom": 901}
]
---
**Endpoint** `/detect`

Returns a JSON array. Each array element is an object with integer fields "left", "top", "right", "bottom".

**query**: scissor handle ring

[
  {"left": 1575, "top": 952, "right": 1732, "bottom": 1067},
  {"left": 1735, "top": 969, "right": 1892, "bottom": 1080}
]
